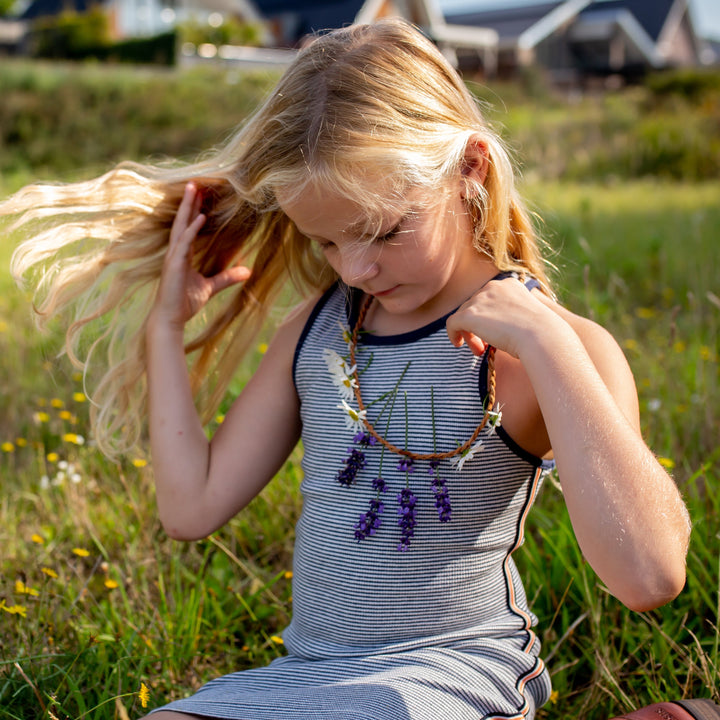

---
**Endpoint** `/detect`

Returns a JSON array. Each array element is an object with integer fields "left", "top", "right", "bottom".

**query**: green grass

[{"left": 1, "top": 61, "right": 719, "bottom": 719}]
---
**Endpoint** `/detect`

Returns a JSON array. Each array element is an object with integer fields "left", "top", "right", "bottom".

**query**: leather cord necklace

[{"left": 347, "top": 293, "right": 497, "bottom": 461}]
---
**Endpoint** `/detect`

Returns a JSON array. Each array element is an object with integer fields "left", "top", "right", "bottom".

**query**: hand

[
  {"left": 151, "top": 183, "right": 251, "bottom": 330},
  {"left": 446, "top": 276, "right": 553, "bottom": 359}
]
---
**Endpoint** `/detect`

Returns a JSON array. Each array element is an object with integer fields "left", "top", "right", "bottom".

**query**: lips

[{"left": 371, "top": 285, "right": 400, "bottom": 297}]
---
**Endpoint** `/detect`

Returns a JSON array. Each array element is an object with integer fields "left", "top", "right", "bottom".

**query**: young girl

[{"left": 4, "top": 18, "right": 696, "bottom": 720}]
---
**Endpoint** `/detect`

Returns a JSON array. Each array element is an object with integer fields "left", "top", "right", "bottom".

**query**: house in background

[{"left": 446, "top": 0, "right": 708, "bottom": 83}]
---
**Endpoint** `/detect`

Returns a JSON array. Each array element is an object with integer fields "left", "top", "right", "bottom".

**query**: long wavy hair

[{"left": 3, "top": 18, "right": 551, "bottom": 457}]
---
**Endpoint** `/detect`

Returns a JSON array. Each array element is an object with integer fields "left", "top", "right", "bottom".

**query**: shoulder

[{"left": 533, "top": 290, "right": 641, "bottom": 430}]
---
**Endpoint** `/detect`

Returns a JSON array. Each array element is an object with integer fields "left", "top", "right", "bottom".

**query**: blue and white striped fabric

[{"left": 153, "top": 282, "right": 553, "bottom": 719}]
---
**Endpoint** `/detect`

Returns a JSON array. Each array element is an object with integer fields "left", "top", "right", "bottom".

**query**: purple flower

[
  {"left": 429, "top": 460, "right": 451, "bottom": 522},
  {"left": 396, "top": 488, "right": 418, "bottom": 551},
  {"left": 372, "top": 477, "right": 387, "bottom": 493},
  {"left": 354, "top": 498, "right": 385, "bottom": 541},
  {"left": 336, "top": 447, "right": 366, "bottom": 486},
  {"left": 397, "top": 457, "right": 414, "bottom": 474},
  {"left": 353, "top": 432, "right": 378, "bottom": 447}
]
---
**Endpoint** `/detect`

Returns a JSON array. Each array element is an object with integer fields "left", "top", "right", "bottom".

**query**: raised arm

[
  {"left": 146, "top": 183, "right": 306, "bottom": 540},
  {"left": 447, "top": 277, "right": 691, "bottom": 612}
]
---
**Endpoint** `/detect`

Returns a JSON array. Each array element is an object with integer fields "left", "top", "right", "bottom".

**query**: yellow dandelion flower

[
  {"left": 31, "top": 533, "right": 45, "bottom": 544},
  {"left": 46, "top": 452, "right": 59, "bottom": 462},
  {"left": 700, "top": 346, "right": 712, "bottom": 361},
  {"left": 138, "top": 682, "right": 150, "bottom": 709},
  {"left": 72, "top": 392, "right": 86, "bottom": 403},
  {"left": 72, "top": 547, "right": 90, "bottom": 557},
  {"left": 1, "top": 601, "right": 28, "bottom": 617},
  {"left": 258, "top": 342, "right": 269, "bottom": 354},
  {"left": 270, "top": 635, "right": 284, "bottom": 645},
  {"left": 15, "top": 438, "right": 27, "bottom": 447},
  {"left": 62, "top": 433, "right": 85, "bottom": 445},
  {"left": 50, "top": 398, "right": 64, "bottom": 408},
  {"left": 72, "top": 372, "right": 83, "bottom": 382},
  {"left": 215, "top": 414, "right": 226, "bottom": 424},
  {"left": 622, "top": 338, "right": 638, "bottom": 351},
  {"left": 1, "top": 442, "right": 14, "bottom": 453},
  {"left": 132, "top": 458, "right": 148, "bottom": 468},
  {"left": 59, "top": 410, "right": 72, "bottom": 420},
  {"left": 15, "top": 580, "right": 40, "bottom": 597},
  {"left": 635, "top": 307, "right": 656, "bottom": 319},
  {"left": 284, "top": 571, "right": 293, "bottom": 579},
  {"left": 104, "top": 579, "right": 119, "bottom": 589},
  {"left": 35, "top": 412, "right": 50, "bottom": 423},
  {"left": 658, "top": 457, "right": 675, "bottom": 470},
  {"left": 673, "top": 341, "right": 686, "bottom": 353},
  {"left": 0, "top": 320, "right": 7, "bottom": 333},
  {"left": 549, "top": 690, "right": 559, "bottom": 705},
  {"left": 41, "top": 567, "right": 59, "bottom": 579},
  {"left": 37, "top": 398, "right": 47, "bottom": 407}
]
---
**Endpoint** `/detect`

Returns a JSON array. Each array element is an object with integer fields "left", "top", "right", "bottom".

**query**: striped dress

[{"left": 153, "top": 282, "right": 553, "bottom": 720}]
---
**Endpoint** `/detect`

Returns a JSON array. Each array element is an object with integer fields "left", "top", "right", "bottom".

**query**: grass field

[{"left": 1, "top": 62, "right": 719, "bottom": 720}]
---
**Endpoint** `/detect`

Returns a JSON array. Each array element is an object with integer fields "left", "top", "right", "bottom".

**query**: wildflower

[
  {"left": 31, "top": 533, "right": 45, "bottom": 544},
  {"left": 50, "top": 398, "right": 64, "bottom": 408},
  {"left": 397, "top": 457, "right": 414, "bottom": 474},
  {"left": 486, "top": 407, "right": 503, "bottom": 434},
  {"left": 15, "top": 438, "right": 27, "bottom": 447},
  {"left": 15, "top": 580, "right": 40, "bottom": 597},
  {"left": 324, "top": 348, "right": 358, "bottom": 401},
  {"left": 549, "top": 690, "right": 559, "bottom": 705},
  {"left": 336, "top": 398, "right": 367, "bottom": 434},
  {"left": 258, "top": 342, "right": 269, "bottom": 354},
  {"left": 0, "top": 320, "right": 7, "bottom": 332},
  {"left": 46, "top": 452, "right": 59, "bottom": 463},
  {"left": 41, "top": 567, "right": 59, "bottom": 579},
  {"left": 72, "top": 372, "right": 83, "bottom": 382},
  {"left": 623, "top": 339, "right": 639, "bottom": 351},
  {"left": 647, "top": 399, "right": 662, "bottom": 412},
  {"left": 354, "top": 498, "right": 385, "bottom": 541},
  {"left": 635, "top": 307, "right": 656, "bottom": 319},
  {"left": 270, "top": 635, "right": 284, "bottom": 645},
  {"left": 62, "top": 433, "right": 85, "bottom": 445},
  {"left": 132, "top": 458, "right": 148, "bottom": 468},
  {"left": 450, "top": 439, "right": 485, "bottom": 472},
  {"left": 0, "top": 601, "right": 27, "bottom": 617},
  {"left": 396, "top": 488, "right": 418, "bottom": 551},
  {"left": 40, "top": 475, "right": 50, "bottom": 489},
  {"left": 215, "top": 414, "right": 225, "bottom": 424},
  {"left": 658, "top": 457, "right": 675, "bottom": 470},
  {"left": 429, "top": 460, "right": 451, "bottom": 522},
  {"left": 338, "top": 321, "right": 353, "bottom": 345},
  {"left": 59, "top": 410, "right": 72, "bottom": 420},
  {"left": 284, "top": 571, "right": 293, "bottom": 579},
  {"left": 72, "top": 392, "right": 86, "bottom": 403},
  {"left": 34, "top": 411, "right": 50, "bottom": 424},
  {"left": 138, "top": 683, "right": 150, "bottom": 709},
  {"left": 336, "top": 447, "right": 366, "bottom": 486},
  {"left": 104, "top": 579, "right": 119, "bottom": 589},
  {"left": 72, "top": 547, "right": 90, "bottom": 557},
  {"left": 1, "top": 442, "right": 14, "bottom": 453}
]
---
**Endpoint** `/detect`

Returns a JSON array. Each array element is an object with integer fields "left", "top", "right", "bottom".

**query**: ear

[{"left": 460, "top": 135, "right": 489, "bottom": 199}]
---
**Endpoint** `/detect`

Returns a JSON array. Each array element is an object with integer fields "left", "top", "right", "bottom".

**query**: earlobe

[{"left": 460, "top": 136, "right": 489, "bottom": 198}]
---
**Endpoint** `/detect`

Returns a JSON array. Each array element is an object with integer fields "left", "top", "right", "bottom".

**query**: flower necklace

[
  {"left": 348, "top": 293, "right": 498, "bottom": 461},
  {"left": 326, "top": 292, "right": 502, "bottom": 550}
]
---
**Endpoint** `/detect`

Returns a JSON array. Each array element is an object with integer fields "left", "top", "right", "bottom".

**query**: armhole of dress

[
  {"left": 478, "top": 274, "right": 554, "bottom": 471},
  {"left": 292, "top": 282, "right": 339, "bottom": 390}
]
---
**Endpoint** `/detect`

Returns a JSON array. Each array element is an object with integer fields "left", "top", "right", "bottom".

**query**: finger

[
  {"left": 208, "top": 266, "right": 252, "bottom": 296},
  {"left": 462, "top": 331, "right": 487, "bottom": 356},
  {"left": 170, "top": 183, "right": 199, "bottom": 245}
]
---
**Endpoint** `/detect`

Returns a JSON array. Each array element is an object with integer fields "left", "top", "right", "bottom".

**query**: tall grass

[{"left": 1, "top": 62, "right": 718, "bottom": 719}]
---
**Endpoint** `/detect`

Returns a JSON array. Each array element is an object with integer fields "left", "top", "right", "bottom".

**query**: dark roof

[
  {"left": 445, "top": 1, "right": 564, "bottom": 41},
  {"left": 21, "top": 0, "right": 94, "bottom": 20},
  {"left": 253, "top": 0, "right": 366, "bottom": 38},
  {"left": 583, "top": 0, "right": 676, "bottom": 41}
]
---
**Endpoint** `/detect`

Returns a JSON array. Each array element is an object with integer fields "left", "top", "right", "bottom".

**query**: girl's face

[{"left": 277, "top": 178, "right": 496, "bottom": 325}]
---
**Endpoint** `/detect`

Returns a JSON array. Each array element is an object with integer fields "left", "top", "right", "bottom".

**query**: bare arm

[
  {"left": 446, "top": 277, "right": 690, "bottom": 612},
  {"left": 146, "top": 183, "right": 307, "bottom": 540}
]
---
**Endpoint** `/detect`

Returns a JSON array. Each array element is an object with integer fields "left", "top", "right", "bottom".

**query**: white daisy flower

[
  {"left": 324, "top": 348, "right": 358, "bottom": 401},
  {"left": 486, "top": 406, "right": 503, "bottom": 435},
  {"left": 336, "top": 398, "right": 367, "bottom": 434},
  {"left": 338, "top": 321, "right": 353, "bottom": 346},
  {"left": 450, "top": 439, "right": 484, "bottom": 472}
]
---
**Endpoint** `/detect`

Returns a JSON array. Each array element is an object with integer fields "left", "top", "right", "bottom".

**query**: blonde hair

[{"left": 3, "top": 18, "right": 551, "bottom": 457}]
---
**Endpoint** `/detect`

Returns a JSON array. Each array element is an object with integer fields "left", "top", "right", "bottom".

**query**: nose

[{"left": 339, "top": 246, "right": 379, "bottom": 285}]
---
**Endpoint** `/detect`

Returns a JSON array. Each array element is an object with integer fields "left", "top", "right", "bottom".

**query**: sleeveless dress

[{"left": 152, "top": 282, "right": 554, "bottom": 720}]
